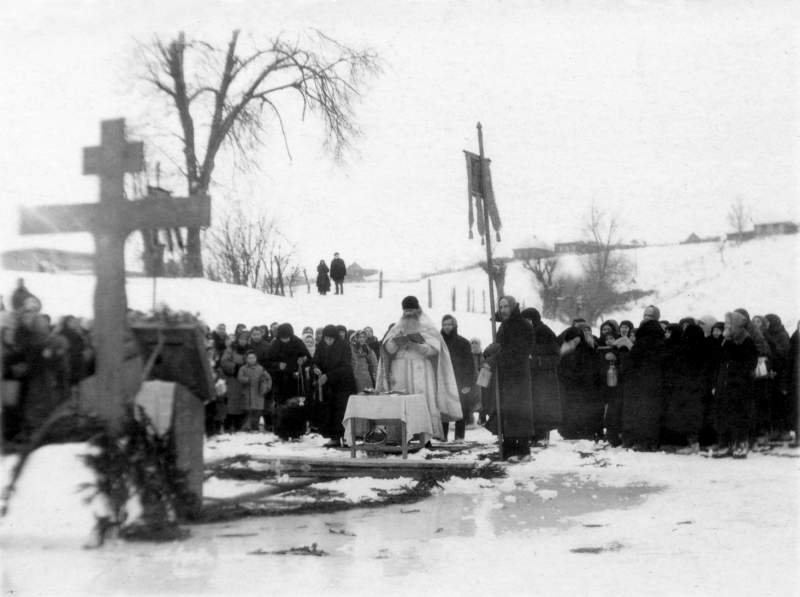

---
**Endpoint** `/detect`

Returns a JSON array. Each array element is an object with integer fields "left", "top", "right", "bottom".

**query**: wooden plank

[
  {"left": 235, "top": 455, "right": 478, "bottom": 480},
  {"left": 19, "top": 195, "right": 210, "bottom": 236},
  {"left": 203, "top": 478, "right": 319, "bottom": 503}
]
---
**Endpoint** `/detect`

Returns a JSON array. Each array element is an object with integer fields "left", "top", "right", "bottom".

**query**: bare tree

[
  {"left": 204, "top": 204, "right": 299, "bottom": 295},
  {"left": 479, "top": 259, "right": 507, "bottom": 299},
  {"left": 574, "top": 203, "right": 633, "bottom": 324},
  {"left": 523, "top": 256, "right": 561, "bottom": 320},
  {"left": 138, "top": 30, "right": 382, "bottom": 276},
  {"left": 727, "top": 197, "right": 751, "bottom": 246}
]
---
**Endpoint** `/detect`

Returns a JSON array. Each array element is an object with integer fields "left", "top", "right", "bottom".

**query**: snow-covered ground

[
  {"left": 1, "top": 429, "right": 798, "bottom": 596},
  {"left": 1, "top": 235, "right": 798, "bottom": 596}
]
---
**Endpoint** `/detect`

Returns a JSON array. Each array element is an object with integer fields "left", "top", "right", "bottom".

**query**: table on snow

[{"left": 343, "top": 393, "right": 434, "bottom": 459}]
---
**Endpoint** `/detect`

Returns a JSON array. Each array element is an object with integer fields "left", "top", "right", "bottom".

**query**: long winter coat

[
  {"left": 351, "top": 343, "right": 378, "bottom": 391},
  {"left": 442, "top": 325, "right": 476, "bottom": 418},
  {"left": 264, "top": 336, "right": 312, "bottom": 404},
  {"left": 313, "top": 338, "right": 357, "bottom": 439},
  {"left": 485, "top": 304, "right": 534, "bottom": 438},
  {"left": 620, "top": 319, "right": 666, "bottom": 446},
  {"left": 714, "top": 331, "right": 758, "bottom": 440},
  {"left": 221, "top": 343, "right": 249, "bottom": 414},
  {"left": 558, "top": 339, "right": 601, "bottom": 440},
  {"left": 663, "top": 324, "right": 707, "bottom": 437},
  {"left": 316, "top": 263, "right": 331, "bottom": 293},
  {"left": 237, "top": 363, "right": 272, "bottom": 411},
  {"left": 330, "top": 258, "right": 347, "bottom": 282},
  {"left": 530, "top": 321, "right": 562, "bottom": 432}
]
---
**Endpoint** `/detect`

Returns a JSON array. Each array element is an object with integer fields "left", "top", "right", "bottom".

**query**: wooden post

[
  {"left": 466, "top": 286, "right": 471, "bottom": 312},
  {"left": 303, "top": 268, "right": 310, "bottom": 294},
  {"left": 379, "top": 270, "right": 383, "bottom": 298},
  {"left": 451, "top": 286, "right": 456, "bottom": 311},
  {"left": 483, "top": 290, "right": 486, "bottom": 314},
  {"left": 472, "top": 288, "right": 476, "bottom": 313},
  {"left": 428, "top": 278, "right": 432, "bottom": 309}
]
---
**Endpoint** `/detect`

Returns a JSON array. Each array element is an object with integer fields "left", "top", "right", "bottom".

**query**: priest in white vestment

[{"left": 375, "top": 296, "right": 462, "bottom": 440}]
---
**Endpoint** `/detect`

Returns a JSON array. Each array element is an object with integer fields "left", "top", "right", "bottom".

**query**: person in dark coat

[
  {"left": 484, "top": 296, "right": 535, "bottom": 462},
  {"left": 699, "top": 321, "right": 726, "bottom": 447},
  {"left": 619, "top": 317, "right": 666, "bottom": 451},
  {"left": 265, "top": 324, "right": 312, "bottom": 434},
  {"left": 660, "top": 323, "right": 684, "bottom": 445},
  {"left": 597, "top": 321, "right": 623, "bottom": 447},
  {"left": 364, "top": 327, "right": 382, "bottom": 361},
  {"left": 330, "top": 253, "right": 347, "bottom": 295},
  {"left": 764, "top": 313, "right": 792, "bottom": 440},
  {"left": 788, "top": 322, "right": 800, "bottom": 445},
  {"left": 557, "top": 326, "right": 601, "bottom": 441},
  {"left": 469, "top": 337, "right": 488, "bottom": 424},
  {"left": 663, "top": 324, "right": 707, "bottom": 453},
  {"left": 58, "top": 315, "right": 92, "bottom": 388},
  {"left": 313, "top": 324, "right": 357, "bottom": 447},
  {"left": 440, "top": 315, "right": 476, "bottom": 442},
  {"left": 248, "top": 327, "right": 272, "bottom": 368},
  {"left": 521, "top": 308, "right": 561, "bottom": 447},
  {"left": 316, "top": 260, "right": 331, "bottom": 295},
  {"left": 712, "top": 311, "right": 758, "bottom": 458},
  {"left": 211, "top": 323, "right": 227, "bottom": 355}
]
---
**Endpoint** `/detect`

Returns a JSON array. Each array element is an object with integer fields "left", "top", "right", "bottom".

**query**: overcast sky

[{"left": 1, "top": 0, "right": 797, "bottom": 277}]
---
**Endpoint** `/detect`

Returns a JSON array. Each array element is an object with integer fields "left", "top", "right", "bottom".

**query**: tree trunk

[{"left": 185, "top": 227, "right": 204, "bottom": 277}]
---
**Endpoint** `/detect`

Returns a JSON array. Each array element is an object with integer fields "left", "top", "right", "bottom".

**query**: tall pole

[{"left": 478, "top": 122, "right": 503, "bottom": 459}]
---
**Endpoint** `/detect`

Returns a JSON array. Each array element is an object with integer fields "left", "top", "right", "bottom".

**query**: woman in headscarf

[
  {"left": 663, "top": 324, "right": 708, "bottom": 453},
  {"left": 313, "top": 324, "right": 357, "bottom": 447},
  {"left": 351, "top": 330, "right": 378, "bottom": 392},
  {"left": 316, "top": 260, "right": 331, "bottom": 295},
  {"left": 484, "top": 296, "right": 535, "bottom": 462},
  {"left": 711, "top": 312, "right": 758, "bottom": 458},
  {"left": 220, "top": 330, "right": 250, "bottom": 432},
  {"left": 521, "top": 308, "right": 562, "bottom": 448},
  {"left": 764, "top": 314, "right": 792, "bottom": 441},
  {"left": 597, "top": 320, "right": 623, "bottom": 447},
  {"left": 619, "top": 318, "right": 666, "bottom": 451},
  {"left": 558, "top": 324, "right": 601, "bottom": 441}
]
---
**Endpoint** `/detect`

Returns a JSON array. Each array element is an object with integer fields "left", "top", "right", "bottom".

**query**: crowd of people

[{"left": 2, "top": 275, "right": 799, "bottom": 464}]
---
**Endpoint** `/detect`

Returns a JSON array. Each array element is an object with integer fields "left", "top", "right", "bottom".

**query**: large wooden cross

[{"left": 20, "top": 118, "right": 211, "bottom": 431}]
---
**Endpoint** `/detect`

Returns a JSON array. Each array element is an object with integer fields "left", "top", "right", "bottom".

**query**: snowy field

[{"left": 0, "top": 235, "right": 799, "bottom": 596}]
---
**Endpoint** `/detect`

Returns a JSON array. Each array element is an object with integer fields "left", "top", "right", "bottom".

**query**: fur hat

[
  {"left": 277, "top": 323, "right": 294, "bottom": 339},
  {"left": 323, "top": 324, "right": 339, "bottom": 339},
  {"left": 402, "top": 296, "right": 420, "bottom": 310}
]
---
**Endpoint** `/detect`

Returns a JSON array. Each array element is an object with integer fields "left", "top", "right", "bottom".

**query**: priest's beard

[{"left": 398, "top": 310, "right": 421, "bottom": 333}]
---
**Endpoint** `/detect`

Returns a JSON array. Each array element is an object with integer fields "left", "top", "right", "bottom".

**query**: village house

[
  {"left": 346, "top": 262, "right": 379, "bottom": 281},
  {"left": 754, "top": 221, "right": 798, "bottom": 237}
]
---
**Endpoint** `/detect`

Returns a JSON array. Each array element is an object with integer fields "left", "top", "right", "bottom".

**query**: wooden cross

[{"left": 19, "top": 118, "right": 211, "bottom": 431}]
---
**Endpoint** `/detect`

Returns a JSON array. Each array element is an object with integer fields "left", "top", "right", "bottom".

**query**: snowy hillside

[{"left": 1, "top": 235, "right": 797, "bottom": 342}]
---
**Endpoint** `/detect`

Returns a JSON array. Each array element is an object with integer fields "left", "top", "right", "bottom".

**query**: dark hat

[
  {"left": 442, "top": 314, "right": 457, "bottom": 324},
  {"left": 323, "top": 324, "right": 339, "bottom": 338},
  {"left": 402, "top": 296, "right": 420, "bottom": 310},
  {"left": 277, "top": 323, "right": 294, "bottom": 339},
  {"left": 565, "top": 327, "right": 583, "bottom": 342},
  {"left": 620, "top": 320, "right": 634, "bottom": 330}
]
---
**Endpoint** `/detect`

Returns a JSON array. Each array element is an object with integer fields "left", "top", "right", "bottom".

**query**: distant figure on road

[
  {"left": 330, "top": 252, "right": 347, "bottom": 295},
  {"left": 316, "top": 260, "right": 331, "bottom": 295}
]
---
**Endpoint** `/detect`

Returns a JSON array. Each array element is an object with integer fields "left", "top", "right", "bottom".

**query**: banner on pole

[{"left": 464, "top": 151, "right": 502, "bottom": 243}]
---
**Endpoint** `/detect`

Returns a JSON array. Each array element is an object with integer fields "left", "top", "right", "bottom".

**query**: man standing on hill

[
  {"left": 330, "top": 252, "right": 347, "bottom": 295},
  {"left": 440, "top": 314, "right": 476, "bottom": 442}
]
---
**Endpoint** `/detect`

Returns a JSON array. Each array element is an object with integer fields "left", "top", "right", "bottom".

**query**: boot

[
  {"left": 711, "top": 442, "right": 733, "bottom": 458},
  {"left": 676, "top": 436, "right": 700, "bottom": 455},
  {"left": 732, "top": 440, "right": 749, "bottom": 459}
]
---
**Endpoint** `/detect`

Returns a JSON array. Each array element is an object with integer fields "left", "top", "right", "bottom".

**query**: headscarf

[{"left": 698, "top": 315, "right": 717, "bottom": 337}]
